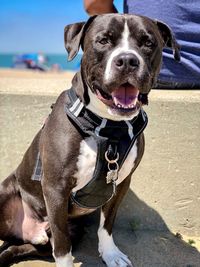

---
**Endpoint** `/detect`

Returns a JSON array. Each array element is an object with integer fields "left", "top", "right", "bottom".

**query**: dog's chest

[{"left": 72, "top": 137, "right": 138, "bottom": 193}]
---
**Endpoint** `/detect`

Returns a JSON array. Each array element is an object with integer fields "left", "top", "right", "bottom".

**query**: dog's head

[{"left": 64, "top": 14, "right": 180, "bottom": 120}]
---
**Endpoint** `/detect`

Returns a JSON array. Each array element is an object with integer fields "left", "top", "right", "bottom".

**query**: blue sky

[{"left": 0, "top": 0, "right": 123, "bottom": 53}]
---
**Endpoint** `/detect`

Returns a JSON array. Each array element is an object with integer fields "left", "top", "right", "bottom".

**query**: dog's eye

[
  {"left": 144, "top": 40, "right": 154, "bottom": 48},
  {"left": 139, "top": 33, "right": 155, "bottom": 48},
  {"left": 99, "top": 37, "right": 109, "bottom": 45}
]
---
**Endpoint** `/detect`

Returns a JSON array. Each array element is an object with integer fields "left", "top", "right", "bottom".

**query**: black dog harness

[
  {"left": 32, "top": 88, "right": 148, "bottom": 209},
  {"left": 66, "top": 88, "right": 148, "bottom": 208}
]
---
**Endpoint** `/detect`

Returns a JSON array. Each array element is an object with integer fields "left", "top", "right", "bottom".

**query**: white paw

[
  {"left": 55, "top": 253, "right": 74, "bottom": 267},
  {"left": 101, "top": 247, "right": 133, "bottom": 267},
  {"left": 31, "top": 230, "right": 49, "bottom": 245},
  {"left": 97, "top": 213, "right": 135, "bottom": 267}
]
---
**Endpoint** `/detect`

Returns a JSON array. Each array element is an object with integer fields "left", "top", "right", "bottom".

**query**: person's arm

[{"left": 84, "top": 0, "right": 117, "bottom": 15}]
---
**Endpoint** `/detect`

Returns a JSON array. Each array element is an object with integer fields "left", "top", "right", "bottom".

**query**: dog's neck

[{"left": 86, "top": 88, "right": 140, "bottom": 122}]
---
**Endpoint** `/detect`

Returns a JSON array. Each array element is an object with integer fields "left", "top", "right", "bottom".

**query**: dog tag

[{"left": 106, "top": 169, "right": 118, "bottom": 184}]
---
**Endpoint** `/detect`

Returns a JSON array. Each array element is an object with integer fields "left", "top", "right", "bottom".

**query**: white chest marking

[
  {"left": 117, "top": 139, "right": 138, "bottom": 185},
  {"left": 72, "top": 137, "right": 97, "bottom": 192},
  {"left": 72, "top": 137, "right": 138, "bottom": 192}
]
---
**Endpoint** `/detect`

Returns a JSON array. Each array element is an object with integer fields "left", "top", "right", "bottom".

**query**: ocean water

[{"left": 0, "top": 53, "right": 82, "bottom": 71}]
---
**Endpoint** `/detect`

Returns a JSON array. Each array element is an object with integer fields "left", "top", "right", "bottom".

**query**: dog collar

[{"left": 65, "top": 88, "right": 148, "bottom": 209}]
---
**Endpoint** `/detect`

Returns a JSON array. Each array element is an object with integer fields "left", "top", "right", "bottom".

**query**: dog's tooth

[
  {"left": 113, "top": 97, "right": 119, "bottom": 106},
  {"left": 128, "top": 104, "right": 134, "bottom": 109},
  {"left": 117, "top": 103, "right": 122, "bottom": 108}
]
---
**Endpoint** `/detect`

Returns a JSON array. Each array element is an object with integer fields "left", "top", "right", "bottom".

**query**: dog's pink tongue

[{"left": 111, "top": 85, "right": 139, "bottom": 107}]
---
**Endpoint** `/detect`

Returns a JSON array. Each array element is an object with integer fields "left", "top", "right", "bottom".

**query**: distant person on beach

[
  {"left": 84, "top": 0, "right": 200, "bottom": 89},
  {"left": 37, "top": 52, "right": 49, "bottom": 71},
  {"left": 13, "top": 52, "right": 48, "bottom": 71}
]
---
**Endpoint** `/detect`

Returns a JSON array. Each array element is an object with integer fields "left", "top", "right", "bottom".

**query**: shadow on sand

[{"left": 72, "top": 189, "right": 200, "bottom": 267}]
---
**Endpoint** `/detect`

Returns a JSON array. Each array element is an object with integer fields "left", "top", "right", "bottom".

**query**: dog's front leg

[
  {"left": 42, "top": 178, "right": 74, "bottom": 267},
  {"left": 98, "top": 176, "right": 134, "bottom": 267}
]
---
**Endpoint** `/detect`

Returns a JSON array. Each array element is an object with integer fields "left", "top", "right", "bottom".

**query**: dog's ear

[
  {"left": 155, "top": 20, "right": 181, "bottom": 62},
  {"left": 64, "top": 16, "right": 97, "bottom": 61}
]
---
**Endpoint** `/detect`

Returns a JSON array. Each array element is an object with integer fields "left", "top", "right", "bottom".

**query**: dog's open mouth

[{"left": 96, "top": 82, "right": 147, "bottom": 112}]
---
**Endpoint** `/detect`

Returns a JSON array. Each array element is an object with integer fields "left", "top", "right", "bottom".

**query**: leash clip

[{"left": 105, "top": 151, "right": 119, "bottom": 185}]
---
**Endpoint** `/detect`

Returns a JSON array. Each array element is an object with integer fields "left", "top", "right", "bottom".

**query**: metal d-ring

[
  {"left": 105, "top": 151, "right": 119, "bottom": 186},
  {"left": 108, "top": 161, "right": 119, "bottom": 172},
  {"left": 105, "top": 151, "right": 119, "bottom": 164}
]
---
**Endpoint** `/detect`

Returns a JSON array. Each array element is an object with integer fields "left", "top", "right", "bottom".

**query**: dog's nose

[{"left": 114, "top": 53, "right": 140, "bottom": 71}]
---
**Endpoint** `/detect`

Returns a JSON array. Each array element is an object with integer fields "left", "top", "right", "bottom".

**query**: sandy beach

[
  {"left": 1, "top": 68, "right": 200, "bottom": 100},
  {"left": 0, "top": 68, "right": 75, "bottom": 96},
  {"left": 0, "top": 68, "right": 200, "bottom": 266}
]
